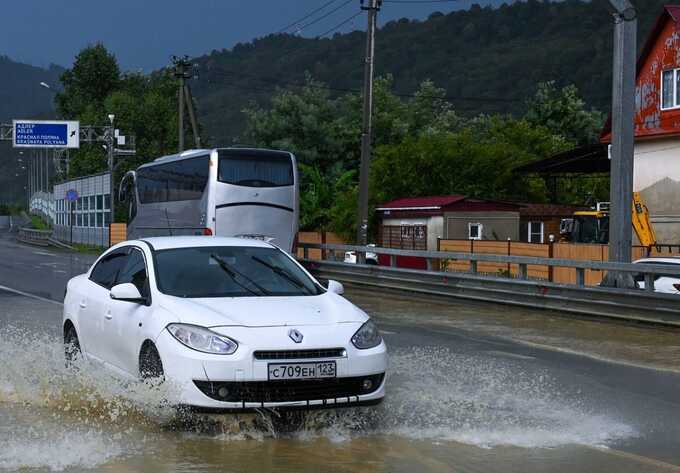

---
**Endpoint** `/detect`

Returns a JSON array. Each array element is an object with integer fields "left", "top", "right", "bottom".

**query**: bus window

[
  {"left": 218, "top": 150, "right": 293, "bottom": 188},
  {"left": 137, "top": 155, "right": 210, "bottom": 203}
]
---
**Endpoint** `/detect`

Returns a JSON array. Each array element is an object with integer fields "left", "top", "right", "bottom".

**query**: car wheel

[
  {"left": 139, "top": 343, "right": 165, "bottom": 381},
  {"left": 64, "top": 324, "right": 81, "bottom": 366}
]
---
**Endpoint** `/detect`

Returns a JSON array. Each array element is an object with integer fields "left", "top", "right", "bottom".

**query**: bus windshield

[{"left": 218, "top": 150, "right": 293, "bottom": 188}]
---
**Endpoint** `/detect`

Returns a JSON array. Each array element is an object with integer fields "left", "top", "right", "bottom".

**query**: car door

[
  {"left": 82, "top": 249, "right": 128, "bottom": 361},
  {"left": 106, "top": 247, "right": 154, "bottom": 376}
]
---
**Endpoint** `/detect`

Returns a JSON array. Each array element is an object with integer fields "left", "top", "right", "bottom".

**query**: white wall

[{"left": 634, "top": 137, "right": 680, "bottom": 242}]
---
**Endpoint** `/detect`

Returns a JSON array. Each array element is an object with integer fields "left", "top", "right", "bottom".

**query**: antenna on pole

[{"left": 171, "top": 55, "right": 201, "bottom": 151}]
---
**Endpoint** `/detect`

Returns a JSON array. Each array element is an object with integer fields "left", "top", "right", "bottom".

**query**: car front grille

[
  {"left": 253, "top": 348, "right": 346, "bottom": 360},
  {"left": 194, "top": 373, "right": 384, "bottom": 403}
]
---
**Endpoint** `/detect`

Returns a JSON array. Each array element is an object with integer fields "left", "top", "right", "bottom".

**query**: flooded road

[{"left": 1, "top": 286, "right": 680, "bottom": 472}]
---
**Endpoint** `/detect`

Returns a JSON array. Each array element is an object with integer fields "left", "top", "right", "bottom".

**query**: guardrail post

[
  {"left": 470, "top": 260, "right": 477, "bottom": 274},
  {"left": 426, "top": 258, "right": 433, "bottom": 271},
  {"left": 644, "top": 273, "right": 655, "bottom": 292},
  {"left": 576, "top": 268, "right": 585, "bottom": 286},
  {"left": 519, "top": 263, "right": 528, "bottom": 280},
  {"left": 390, "top": 254, "right": 396, "bottom": 267}
]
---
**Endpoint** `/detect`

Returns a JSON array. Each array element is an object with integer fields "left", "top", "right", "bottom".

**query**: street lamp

[{"left": 107, "top": 114, "right": 115, "bottom": 230}]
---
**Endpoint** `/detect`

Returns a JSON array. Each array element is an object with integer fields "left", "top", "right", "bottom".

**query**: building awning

[{"left": 515, "top": 144, "right": 609, "bottom": 175}]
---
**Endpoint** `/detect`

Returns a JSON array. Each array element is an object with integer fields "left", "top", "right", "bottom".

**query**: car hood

[{"left": 159, "top": 293, "right": 368, "bottom": 327}]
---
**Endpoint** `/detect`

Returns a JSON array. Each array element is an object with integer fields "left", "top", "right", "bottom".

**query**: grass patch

[
  {"left": 71, "top": 244, "right": 104, "bottom": 255},
  {"left": 30, "top": 215, "right": 51, "bottom": 231}
]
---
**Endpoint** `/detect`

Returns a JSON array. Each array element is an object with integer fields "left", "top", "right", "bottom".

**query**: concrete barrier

[{"left": 16, "top": 227, "right": 52, "bottom": 247}]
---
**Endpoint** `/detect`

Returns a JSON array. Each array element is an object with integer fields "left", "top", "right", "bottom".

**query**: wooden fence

[
  {"left": 296, "top": 232, "right": 345, "bottom": 260},
  {"left": 438, "top": 239, "right": 680, "bottom": 286}
]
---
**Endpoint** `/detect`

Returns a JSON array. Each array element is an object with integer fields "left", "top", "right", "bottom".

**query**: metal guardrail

[
  {"left": 300, "top": 242, "right": 680, "bottom": 292},
  {"left": 298, "top": 242, "right": 680, "bottom": 326},
  {"left": 16, "top": 227, "right": 53, "bottom": 247}
]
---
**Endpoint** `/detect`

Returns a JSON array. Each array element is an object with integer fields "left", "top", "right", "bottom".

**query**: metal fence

[
  {"left": 298, "top": 242, "right": 680, "bottom": 325},
  {"left": 29, "top": 172, "right": 112, "bottom": 248}
]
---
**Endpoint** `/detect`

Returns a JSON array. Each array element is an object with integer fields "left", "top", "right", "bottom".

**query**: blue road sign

[
  {"left": 12, "top": 120, "right": 80, "bottom": 148},
  {"left": 66, "top": 189, "right": 79, "bottom": 202}
]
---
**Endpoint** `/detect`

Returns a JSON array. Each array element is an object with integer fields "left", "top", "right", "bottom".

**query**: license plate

[{"left": 268, "top": 361, "right": 336, "bottom": 380}]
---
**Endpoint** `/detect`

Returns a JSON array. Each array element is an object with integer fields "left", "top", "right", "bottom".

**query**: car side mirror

[
  {"left": 327, "top": 280, "right": 344, "bottom": 295},
  {"left": 110, "top": 283, "right": 146, "bottom": 304}
]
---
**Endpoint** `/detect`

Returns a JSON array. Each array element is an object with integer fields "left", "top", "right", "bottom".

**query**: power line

[
  {"left": 277, "top": 0, "right": 341, "bottom": 33},
  {"left": 317, "top": 10, "right": 364, "bottom": 37},
  {"left": 294, "top": 0, "right": 356, "bottom": 34}
]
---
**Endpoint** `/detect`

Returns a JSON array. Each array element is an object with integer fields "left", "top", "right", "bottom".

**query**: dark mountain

[
  {"left": 0, "top": 56, "right": 63, "bottom": 121},
  {"left": 0, "top": 57, "right": 63, "bottom": 205},
  {"left": 191, "top": 0, "right": 666, "bottom": 145}
]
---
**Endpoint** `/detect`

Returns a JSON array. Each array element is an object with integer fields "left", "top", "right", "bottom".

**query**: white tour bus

[{"left": 119, "top": 148, "right": 299, "bottom": 252}]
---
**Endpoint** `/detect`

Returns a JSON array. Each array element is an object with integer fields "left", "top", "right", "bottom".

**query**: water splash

[{"left": 0, "top": 326, "right": 637, "bottom": 471}]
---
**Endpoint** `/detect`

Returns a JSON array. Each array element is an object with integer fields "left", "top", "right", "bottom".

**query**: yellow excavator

[{"left": 560, "top": 192, "right": 657, "bottom": 246}]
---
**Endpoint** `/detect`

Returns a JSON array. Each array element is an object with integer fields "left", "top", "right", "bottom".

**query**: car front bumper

[{"left": 155, "top": 326, "right": 388, "bottom": 410}]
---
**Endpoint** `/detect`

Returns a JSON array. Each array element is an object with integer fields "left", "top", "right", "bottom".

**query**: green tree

[
  {"left": 371, "top": 116, "right": 569, "bottom": 206},
  {"left": 56, "top": 44, "right": 121, "bottom": 119},
  {"left": 524, "top": 81, "right": 605, "bottom": 145},
  {"left": 55, "top": 45, "right": 183, "bottom": 221}
]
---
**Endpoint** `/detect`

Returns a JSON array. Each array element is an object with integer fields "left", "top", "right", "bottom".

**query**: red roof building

[
  {"left": 377, "top": 195, "right": 520, "bottom": 252},
  {"left": 600, "top": 5, "right": 680, "bottom": 242}
]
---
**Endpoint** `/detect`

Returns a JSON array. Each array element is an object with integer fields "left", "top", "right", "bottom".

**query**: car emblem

[{"left": 288, "top": 329, "right": 303, "bottom": 344}]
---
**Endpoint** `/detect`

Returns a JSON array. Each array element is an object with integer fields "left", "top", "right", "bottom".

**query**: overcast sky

[{"left": 0, "top": 0, "right": 477, "bottom": 71}]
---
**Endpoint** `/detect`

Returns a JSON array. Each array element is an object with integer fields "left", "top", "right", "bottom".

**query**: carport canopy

[{"left": 515, "top": 144, "right": 610, "bottom": 175}]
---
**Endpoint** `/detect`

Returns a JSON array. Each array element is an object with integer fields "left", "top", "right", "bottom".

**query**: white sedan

[
  {"left": 633, "top": 257, "right": 680, "bottom": 294},
  {"left": 63, "top": 236, "right": 387, "bottom": 411}
]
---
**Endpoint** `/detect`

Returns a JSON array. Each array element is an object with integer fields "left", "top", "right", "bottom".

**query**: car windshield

[{"left": 154, "top": 246, "right": 322, "bottom": 298}]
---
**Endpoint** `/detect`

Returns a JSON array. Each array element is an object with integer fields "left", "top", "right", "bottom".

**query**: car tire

[
  {"left": 64, "top": 324, "right": 81, "bottom": 366},
  {"left": 139, "top": 343, "right": 165, "bottom": 381}
]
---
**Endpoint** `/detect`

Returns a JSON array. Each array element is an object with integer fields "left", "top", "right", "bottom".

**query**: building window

[
  {"left": 468, "top": 222, "right": 483, "bottom": 240},
  {"left": 528, "top": 221, "right": 544, "bottom": 243},
  {"left": 661, "top": 69, "right": 680, "bottom": 109}
]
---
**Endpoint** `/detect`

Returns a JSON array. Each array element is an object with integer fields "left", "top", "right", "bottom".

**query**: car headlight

[
  {"left": 167, "top": 324, "right": 238, "bottom": 355},
  {"left": 351, "top": 320, "right": 382, "bottom": 349}
]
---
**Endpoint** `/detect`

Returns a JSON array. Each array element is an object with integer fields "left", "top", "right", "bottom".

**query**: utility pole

[
  {"left": 107, "top": 114, "right": 115, "bottom": 225},
  {"left": 356, "top": 0, "right": 381, "bottom": 253},
  {"left": 604, "top": 0, "right": 637, "bottom": 288},
  {"left": 172, "top": 56, "right": 201, "bottom": 152}
]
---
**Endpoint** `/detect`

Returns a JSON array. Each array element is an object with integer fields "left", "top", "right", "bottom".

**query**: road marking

[
  {"left": 484, "top": 350, "right": 536, "bottom": 361},
  {"left": 0, "top": 285, "right": 62, "bottom": 306},
  {"left": 32, "top": 251, "right": 56, "bottom": 257},
  {"left": 586, "top": 446, "right": 680, "bottom": 471}
]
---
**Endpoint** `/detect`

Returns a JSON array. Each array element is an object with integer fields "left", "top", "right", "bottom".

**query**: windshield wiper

[
  {"left": 210, "top": 254, "right": 270, "bottom": 296},
  {"left": 251, "top": 256, "right": 314, "bottom": 295}
]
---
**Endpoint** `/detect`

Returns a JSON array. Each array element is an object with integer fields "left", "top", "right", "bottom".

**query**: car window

[
  {"left": 154, "top": 246, "right": 322, "bottom": 298},
  {"left": 115, "top": 248, "right": 149, "bottom": 297},
  {"left": 89, "top": 250, "right": 128, "bottom": 289}
]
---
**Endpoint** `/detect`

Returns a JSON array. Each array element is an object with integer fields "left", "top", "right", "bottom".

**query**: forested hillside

[
  {"left": 0, "top": 56, "right": 62, "bottom": 121},
  {"left": 191, "top": 0, "right": 666, "bottom": 145}
]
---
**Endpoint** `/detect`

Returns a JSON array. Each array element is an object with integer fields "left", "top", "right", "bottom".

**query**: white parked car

[
  {"left": 344, "top": 244, "right": 379, "bottom": 265},
  {"left": 63, "top": 236, "right": 387, "bottom": 411},
  {"left": 632, "top": 257, "right": 680, "bottom": 294}
]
